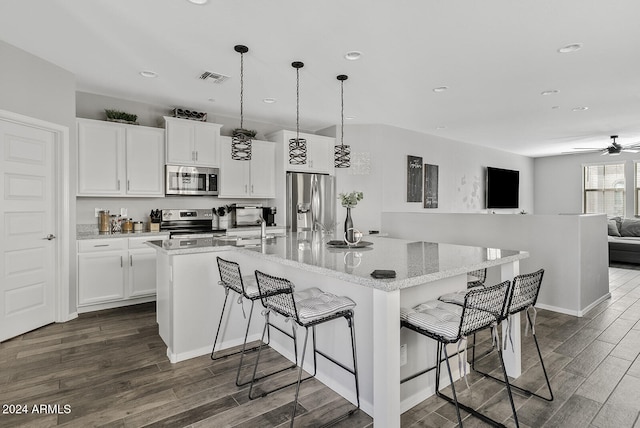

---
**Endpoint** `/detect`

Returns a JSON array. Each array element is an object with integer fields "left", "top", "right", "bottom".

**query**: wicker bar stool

[
  {"left": 470, "top": 269, "right": 553, "bottom": 402},
  {"left": 211, "top": 257, "right": 294, "bottom": 386},
  {"left": 467, "top": 268, "right": 487, "bottom": 288},
  {"left": 249, "top": 270, "right": 360, "bottom": 428},
  {"left": 401, "top": 280, "right": 519, "bottom": 427}
]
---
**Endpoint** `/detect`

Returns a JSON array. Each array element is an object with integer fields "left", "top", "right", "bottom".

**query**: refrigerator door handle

[{"left": 310, "top": 174, "right": 320, "bottom": 231}]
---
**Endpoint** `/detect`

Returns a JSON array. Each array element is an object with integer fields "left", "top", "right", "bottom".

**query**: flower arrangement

[{"left": 339, "top": 191, "right": 364, "bottom": 208}]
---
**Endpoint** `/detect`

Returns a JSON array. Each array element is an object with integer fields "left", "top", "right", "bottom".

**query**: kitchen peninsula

[{"left": 147, "top": 233, "right": 528, "bottom": 428}]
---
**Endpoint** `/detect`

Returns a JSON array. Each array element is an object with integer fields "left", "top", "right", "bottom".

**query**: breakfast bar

[{"left": 148, "top": 233, "right": 529, "bottom": 428}]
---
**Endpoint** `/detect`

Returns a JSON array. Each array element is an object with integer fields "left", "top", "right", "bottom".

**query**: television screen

[{"left": 486, "top": 167, "right": 519, "bottom": 209}]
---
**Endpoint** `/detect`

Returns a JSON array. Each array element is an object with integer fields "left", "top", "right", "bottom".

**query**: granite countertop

[
  {"left": 77, "top": 231, "right": 169, "bottom": 240},
  {"left": 146, "top": 233, "right": 529, "bottom": 292}
]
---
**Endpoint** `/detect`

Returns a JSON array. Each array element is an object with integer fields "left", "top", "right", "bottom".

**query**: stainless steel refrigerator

[{"left": 287, "top": 172, "right": 336, "bottom": 233}]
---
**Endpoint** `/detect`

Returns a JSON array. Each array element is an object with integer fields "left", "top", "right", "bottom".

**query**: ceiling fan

[{"left": 567, "top": 135, "right": 640, "bottom": 155}]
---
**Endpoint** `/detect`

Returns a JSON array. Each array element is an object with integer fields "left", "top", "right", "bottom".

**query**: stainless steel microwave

[{"left": 165, "top": 165, "right": 219, "bottom": 196}]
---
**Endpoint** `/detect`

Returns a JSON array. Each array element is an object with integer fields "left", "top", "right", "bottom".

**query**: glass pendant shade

[
  {"left": 289, "top": 61, "right": 307, "bottom": 165},
  {"left": 334, "top": 74, "right": 351, "bottom": 168},
  {"left": 231, "top": 44, "right": 252, "bottom": 160}
]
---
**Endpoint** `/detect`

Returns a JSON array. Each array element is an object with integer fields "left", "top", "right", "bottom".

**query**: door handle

[{"left": 44, "top": 234, "right": 56, "bottom": 240}]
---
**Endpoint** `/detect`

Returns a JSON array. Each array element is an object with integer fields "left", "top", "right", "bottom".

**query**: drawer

[
  {"left": 129, "top": 236, "right": 163, "bottom": 249},
  {"left": 78, "top": 238, "right": 127, "bottom": 253}
]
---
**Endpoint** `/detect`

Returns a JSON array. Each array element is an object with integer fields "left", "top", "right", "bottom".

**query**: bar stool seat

[{"left": 250, "top": 270, "right": 360, "bottom": 428}]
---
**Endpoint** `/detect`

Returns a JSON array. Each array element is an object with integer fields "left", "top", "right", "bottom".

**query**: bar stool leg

[
  {"left": 348, "top": 314, "right": 361, "bottom": 409},
  {"left": 528, "top": 310, "right": 554, "bottom": 401},
  {"left": 248, "top": 313, "right": 270, "bottom": 400},
  {"left": 290, "top": 327, "right": 311, "bottom": 427},
  {"left": 435, "top": 343, "right": 463, "bottom": 427},
  {"left": 235, "top": 299, "right": 256, "bottom": 386},
  {"left": 497, "top": 345, "right": 520, "bottom": 427},
  {"left": 211, "top": 288, "right": 231, "bottom": 360}
]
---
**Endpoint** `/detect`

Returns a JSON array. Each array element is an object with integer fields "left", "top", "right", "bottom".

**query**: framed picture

[
  {"left": 424, "top": 164, "right": 439, "bottom": 208},
  {"left": 407, "top": 155, "right": 423, "bottom": 202}
]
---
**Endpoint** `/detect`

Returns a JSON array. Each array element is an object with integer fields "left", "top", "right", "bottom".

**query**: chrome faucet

[{"left": 259, "top": 216, "right": 267, "bottom": 239}]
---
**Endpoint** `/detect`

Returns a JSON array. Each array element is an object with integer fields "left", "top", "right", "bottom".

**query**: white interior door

[{"left": 0, "top": 118, "right": 57, "bottom": 342}]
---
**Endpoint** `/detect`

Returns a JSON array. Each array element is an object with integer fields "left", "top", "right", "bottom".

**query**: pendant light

[
  {"left": 289, "top": 61, "right": 307, "bottom": 165},
  {"left": 231, "top": 44, "right": 251, "bottom": 160},
  {"left": 334, "top": 74, "right": 351, "bottom": 168}
]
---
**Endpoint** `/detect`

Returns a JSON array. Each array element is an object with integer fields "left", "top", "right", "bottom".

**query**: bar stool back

[
  {"left": 401, "top": 280, "right": 519, "bottom": 427},
  {"left": 212, "top": 257, "right": 294, "bottom": 386},
  {"left": 472, "top": 268, "right": 553, "bottom": 402},
  {"left": 250, "top": 270, "right": 360, "bottom": 428},
  {"left": 467, "top": 268, "right": 487, "bottom": 288}
]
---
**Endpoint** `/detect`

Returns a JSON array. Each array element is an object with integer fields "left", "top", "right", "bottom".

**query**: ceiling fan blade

[
  {"left": 571, "top": 148, "right": 603, "bottom": 151},
  {"left": 622, "top": 148, "right": 639, "bottom": 153}
]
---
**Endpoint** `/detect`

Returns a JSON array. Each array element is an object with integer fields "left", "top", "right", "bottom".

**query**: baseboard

[
  {"left": 61, "top": 312, "right": 78, "bottom": 322},
  {"left": 168, "top": 333, "right": 263, "bottom": 364},
  {"left": 77, "top": 296, "right": 156, "bottom": 314},
  {"left": 536, "top": 292, "right": 611, "bottom": 317}
]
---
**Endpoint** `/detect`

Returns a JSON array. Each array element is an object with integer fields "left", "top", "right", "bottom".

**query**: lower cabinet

[{"left": 77, "top": 237, "right": 158, "bottom": 310}]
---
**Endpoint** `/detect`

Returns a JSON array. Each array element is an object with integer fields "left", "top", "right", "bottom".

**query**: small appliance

[
  {"left": 262, "top": 206, "right": 277, "bottom": 227},
  {"left": 229, "top": 204, "right": 263, "bottom": 228},
  {"left": 165, "top": 165, "right": 219, "bottom": 196}
]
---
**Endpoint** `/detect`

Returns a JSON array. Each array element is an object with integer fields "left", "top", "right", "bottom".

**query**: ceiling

[{"left": 2, "top": 0, "right": 640, "bottom": 158}]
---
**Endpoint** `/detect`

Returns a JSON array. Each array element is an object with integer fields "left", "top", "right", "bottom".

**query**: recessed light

[
  {"left": 551, "top": 105, "right": 560, "bottom": 109},
  {"left": 207, "top": 98, "right": 215, "bottom": 102},
  {"left": 433, "top": 86, "right": 449, "bottom": 93},
  {"left": 187, "top": 0, "right": 208, "bottom": 4},
  {"left": 558, "top": 43, "right": 583, "bottom": 53},
  {"left": 344, "top": 51, "right": 362, "bottom": 61},
  {"left": 436, "top": 125, "right": 447, "bottom": 130},
  {"left": 263, "top": 98, "right": 276, "bottom": 104},
  {"left": 139, "top": 70, "right": 158, "bottom": 78},
  {"left": 541, "top": 90, "right": 559, "bottom": 96},
  {"left": 572, "top": 106, "right": 589, "bottom": 111}
]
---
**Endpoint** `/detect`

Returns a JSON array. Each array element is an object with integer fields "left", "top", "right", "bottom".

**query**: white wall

[
  {"left": 0, "top": 40, "right": 78, "bottom": 313},
  {"left": 534, "top": 151, "right": 640, "bottom": 217},
  {"left": 320, "top": 124, "right": 535, "bottom": 234},
  {"left": 382, "top": 212, "right": 610, "bottom": 316}
]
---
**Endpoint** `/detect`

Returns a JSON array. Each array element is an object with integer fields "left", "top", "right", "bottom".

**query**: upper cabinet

[
  {"left": 218, "top": 137, "right": 276, "bottom": 198},
  {"left": 164, "top": 116, "right": 222, "bottom": 167},
  {"left": 267, "top": 130, "right": 335, "bottom": 174},
  {"left": 77, "top": 118, "right": 164, "bottom": 197}
]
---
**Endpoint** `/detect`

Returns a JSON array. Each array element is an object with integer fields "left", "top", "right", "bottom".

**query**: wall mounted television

[{"left": 486, "top": 167, "right": 519, "bottom": 209}]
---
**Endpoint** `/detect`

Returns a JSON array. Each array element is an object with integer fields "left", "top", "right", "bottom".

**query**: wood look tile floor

[{"left": 2, "top": 265, "right": 640, "bottom": 427}]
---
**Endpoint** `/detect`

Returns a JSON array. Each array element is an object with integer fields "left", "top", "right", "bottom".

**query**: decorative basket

[{"left": 173, "top": 108, "right": 207, "bottom": 121}]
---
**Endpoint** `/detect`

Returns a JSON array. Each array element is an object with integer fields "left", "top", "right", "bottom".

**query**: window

[
  {"left": 583, "top": 163, "right": 625, "bottom": 216},
  {"left": 635, "top": 162, "right": 640, "bottom": 215}
]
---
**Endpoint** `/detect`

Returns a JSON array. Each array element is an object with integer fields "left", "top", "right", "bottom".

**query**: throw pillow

[
  {"left": 620, "top": 219, "right": 640, "bottom": 237},
  {"left": 608, "top": 219, "right": 621, "bottom": 236}
]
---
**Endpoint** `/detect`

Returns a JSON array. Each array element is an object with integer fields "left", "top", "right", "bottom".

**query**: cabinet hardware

[
  {"left": 245, "top": 184, "right": 248, "bottom": 193},
  {"left": 127, "top": 180, "right": 130, "bottom": 191},
  {"left": 195, "top": 151, "right": 198, "bottom": 161},
  {"left": 130, "top": 255, "right": 133, "bottom": 266},
  {"left": 251, "top": 184, "right": 254, "bottom": 193},
  {"left": 120, "top": 256, "right": 123, "bottom": 268},
  {"left": 117, "top": 180, "right": 121, "bottom": 190},
  {"left": 94, "top": 244, "right": 109, "bottom": 247}
]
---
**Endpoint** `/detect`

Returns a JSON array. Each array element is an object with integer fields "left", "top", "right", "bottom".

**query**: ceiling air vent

[{"left": 199, "top": 71, "right": 230, "bottom": 83}]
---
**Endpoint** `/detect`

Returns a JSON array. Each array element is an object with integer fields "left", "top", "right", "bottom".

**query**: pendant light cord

[
  {"left": 340, "top": 79, "right": 344, "bottom": 146},
  {"left": 240, "top": 51, "right": 244, "bottom": 130},
  {"left": 296, "top": 67, "right": 300, "bottom": 140}
]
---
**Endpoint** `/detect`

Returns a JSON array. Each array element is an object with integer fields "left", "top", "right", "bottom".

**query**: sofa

[{"left": 608, "top": 217, "right": 640, "bottom": 264}]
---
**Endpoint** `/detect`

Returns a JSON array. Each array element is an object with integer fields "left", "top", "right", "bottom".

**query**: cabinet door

[
  {"left": 218, "top": 137, "right": 250, "bottom": 197},
  {"left": 128, "top": 248, "right": 156, "bottom": 297},
  {"left": 165, "top": 118, "right": 195, "bottom": 165},
  {"left": 306, "top": 136, "right": 333, "bottom": 174},
  {"left": 126, "top": 127, "right": 165, "bottom": 196},
  {"left": 78, "top": 252, "right": 126, "bottom": 305},
  {"left": 250, "top": 140, "right": 276, "bottom": 198},
  {"left": 193, "top": 123, "right": 220, "bottom": 166},
  {"left": 77, "top": 120, "right": 125, "bottom": 195}
]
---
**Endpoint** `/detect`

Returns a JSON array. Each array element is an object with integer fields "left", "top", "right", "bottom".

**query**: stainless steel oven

[
  {"left": 160, "top": 209, "right": 221, "bottom": 238},
  {"left": 165, "top": 165, "right": 219, "bottom": 196}
]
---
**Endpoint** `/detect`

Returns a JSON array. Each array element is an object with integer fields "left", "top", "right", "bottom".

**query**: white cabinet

[
  {"left": 77, "top": 237, "right": 158, "bottom": 310},
  {"left": 164, "top": 116, "right": 222, "bottom": 167},
  {"left": 267, "top": 130, "right": 334, "bottom": 174},
  {"left": 77, "top": 118, "right": 164, "bottom": 197},
  {"left": 218, "top": 137, "right": 276, "bottom": 198}
]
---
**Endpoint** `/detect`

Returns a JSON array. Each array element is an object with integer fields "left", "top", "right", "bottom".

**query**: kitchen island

[{"left": 147, "top": 233, "right": 528, "bottom": 428}]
